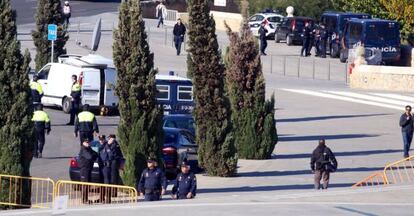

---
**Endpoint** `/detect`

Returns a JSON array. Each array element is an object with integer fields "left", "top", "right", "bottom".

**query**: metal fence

[
  {"left": 261, "top": 55, "right": 350, "bottom": 83},
  {"left": 352, "top": 172, "right": 387, "bottom": 188},
  {"left": 383, "top": 155, "right": 414, "bottom": 185}
]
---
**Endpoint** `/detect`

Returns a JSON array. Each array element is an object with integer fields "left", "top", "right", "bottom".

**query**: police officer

[
  {"left": 67, "top": 75, "right": 81, "bottom": 125},
  {"left": 137, "top": 157, "right": 167, "bottom": 201},
  {"left": 258, "top": 22, "right": 268, "bottom": 56},
  {"left": 31, "top": 104, "right": 51, "bottom": 158},
  {"left": 301, "top": 22, "right": 311, "bottom": 57},
  {"left": 319, "top": 24, "right": 328, "bottom": 58},
  {"left": 313, "top": 25, "right": 321, "bottom": 57},
  {"left": 30, "top": 75, "right": 43, "bottom": 105},
  {"left": 172, "top": 161, "right": 197, "bottom": 199},
  {"left": 74, "top": 104, "right": 99, "bottom": 144},
  {"left": 100, "top": 134, "right": 123, "bottom": 185},
  {"left": 79, "top": 139, "right": 98, "bottom": 204}
]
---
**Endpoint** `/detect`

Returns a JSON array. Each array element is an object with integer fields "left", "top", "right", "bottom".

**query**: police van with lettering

[{"left": 340, "top": 19, "right": 401, "bottom": 64}]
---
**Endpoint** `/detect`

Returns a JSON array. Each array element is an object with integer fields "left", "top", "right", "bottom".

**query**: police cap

[{"left": 147, "top": 157, "right": 156, "bottom": 163}]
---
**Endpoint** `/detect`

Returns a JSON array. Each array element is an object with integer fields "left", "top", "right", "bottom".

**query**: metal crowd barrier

[
  {"left": 164, "top": 9, "right": 179, "bottom": 26},
  {"left": 383, "top": 155, "right": 414, "bottom": 185},
  {"left": 55, "top": 180, "right": 138, "bottom": 208},
  {"left": 352, "top": 172, "right": 387, "bottom": 188},
  {"left": 0, "top": 174, "right": 55, "bottom": 209}
]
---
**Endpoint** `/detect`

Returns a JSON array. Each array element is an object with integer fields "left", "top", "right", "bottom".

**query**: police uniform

[
  {"left": 172, "top": 171, "right": 197, "bottom": 199},
  {"left": 30, "top": 80, "right": 43, "bottom": 104},
  {"left": 301, "top": 25, "right": 311, "bottom": 56},
  {"left": 75, "top": 109, "right": 99, "bottom": 144},
  {"left": 319, "top": 27, "right": 328, "bottom": 58},
  {"left": 79, "top": 140, "right": 98, "bottom": 203},
  {"left": 258, "top": 24, "right": 268, "bottom": 55},
  {"left": 31, "top": 107, "right": 51, "bottom": 158},
  {"left": 138, "top": 165, "right": 167, "bottom": 201},
  {"left": 99, "top": 139, "right": 123, "bottom": 184},
  {"left": 68, "top": 81, "right": 81, "bottom": 125}
]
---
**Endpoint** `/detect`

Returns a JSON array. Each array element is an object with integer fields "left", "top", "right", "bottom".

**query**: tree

[
  {"left": 32, "top": 0, "right": 69, "bottom": 70},
  {"left": 0, "top": 0, "right": 34, "bottom": 208},
  {"left": 187, "top": 0, "right": 237, "bottom": 177},
  {"left": 334, "top": 0, "right": 388, "bottom": 19},
  {"left": 113, "top": 0, "right": 164, "bottom": 187},
  {"left": 225, "top": 17, "right": 276, "bottom": 159},
  {"left": 381, "top": 0, "right": 414, "bottom": 39}
]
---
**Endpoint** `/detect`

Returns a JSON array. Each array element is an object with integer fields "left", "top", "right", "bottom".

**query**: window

[
  {"left": 37, "top": 65, "right": 51, "bottom": 80},
  {"left": 349, "top": 24, "right": 362, "bottom": 45},
  {"left": 156, "top": 85, "right": 169, "bottom": 100},
  {"left": 366, "top": 23, "right": 398, "bottom": 42},
  {"left": 164, "top": 132, "right": 177, "bottom": 144},
  {"left": 268, "top": 16, "right": 282, "bottom": 23},
  {"left": 249, "top": 15, "right": 258, "bottom": 22},
  {"left": 177, "top": 86, "right": 193, "bottom": 101},
  {"left": 179, "top": 131, "right": 196, "bottom": 146}
]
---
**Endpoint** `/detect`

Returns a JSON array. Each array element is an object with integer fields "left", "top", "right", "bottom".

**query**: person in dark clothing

[
  {"left": 307, "top": 22, "right": 315, "bottom": 56},
  {"left": 301, "top": 22, "right": 311, "bottom": 57},
  {"left": 313, "top": 26, "right": 321, "bottom": 56},
  {"left": 400, "top": 105, "right": 414, "bottom": 158},
  {"left": 319, "top": 25, "right": 328, "bottom": 58},
  {"left": 172, "top": 161, "right": 197, "bottom": 199},
  {"left": 100, "top": 134, "right": 123, "bottom": 185},
  {"left": 31, "top": 104, "right": 51, "bottom": 158},
  {"left": 310, "top": 139, "right": 337, "bottom": 190},
  {"left": 30, "top": 75, "right": 43, "bottom": 105},
  {"left": 137, "top": 158, "right": 167, "bottom": 201},
  {"left": 67, "top": 75, "right": 81, "bottom": 125},
  {"left": 79, "top": 139, "right": 98, "bottom": 204},
  {"left": 74, "top": 104, "right": 99, "bottom": 144},
  {"left": 173, "top": 18, "right": 186, "bottom": 55},
  {"left": 258, "top": 22, "right": 268, "bottom": 55}
]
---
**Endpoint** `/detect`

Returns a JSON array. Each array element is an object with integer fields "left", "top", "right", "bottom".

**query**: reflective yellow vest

[
  {"left": 78, "top": 111, "right": 95, "bottom": 122},
  {"left": 30, "top": 81, "right": 43, "bottom": 94},
  {"left": 32, "top": 111, "right": 50, "bottom": 123}
]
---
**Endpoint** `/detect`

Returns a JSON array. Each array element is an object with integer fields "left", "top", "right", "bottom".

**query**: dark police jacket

[
  {"left": 99, "top": 141, "right": 123, "bottom": 165},
  {"left": 173, "top": 23, "right": 186, "bottom": 37},
  {"left": 75, "top": 111, "right": 99, "bottom": 133},
  {"left": 310, "top": 145, "right": 337, "bottom": 171},
  {"left": 172, "top": 172, "right": 197, "bottom": 199},
  {"left": 258, "top": 26, "right": 268, "bottom": 41},
  {"left": 137, "top": 168, "right": 167, "bottom": 194},
  {"left": 400, "top": 113, "right": 414, "bottom": 133},
  {"left": 79, "top": 146, "right": 98, "bottom": 170},
  {"left": 302, "top": 26, "right": 311, "bottom": 39}
]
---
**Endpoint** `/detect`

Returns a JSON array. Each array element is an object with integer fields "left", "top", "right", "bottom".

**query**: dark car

[
  {"left": 69, "top": 141, "right": 125, "bottom": 183},
  {"left": 340, "top": 19, "right": 401, "bottom": 64},
  {"left": 320, "top": 11, "right": 371, "bottom": 58},
  {"left": 162, "top": 127, "right": 198, "bottom": 180},
  {"left": 275, "top": 16, "right": 314, "bottom": 45},
  {"left": 163, "top": 114, "right": 195, "bottom": 136}
]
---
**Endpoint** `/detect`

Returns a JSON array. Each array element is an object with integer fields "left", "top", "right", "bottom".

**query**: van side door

[
  {"left": 36, "top": 64, "right": 51, "bottom": 104},
  {"left": 103, "top": 68, "right": 118, "bottom": 107}
]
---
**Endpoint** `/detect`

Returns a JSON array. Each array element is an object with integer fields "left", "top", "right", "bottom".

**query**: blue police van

[
  {"left": 321, "top": 12, "right": 371, "bottom": 58},
  {"left": 340, "top": 19, "right": 401, "bottom": 64},
  {"left": 155, "top": 72, "right": 194, "bottom": 114}
]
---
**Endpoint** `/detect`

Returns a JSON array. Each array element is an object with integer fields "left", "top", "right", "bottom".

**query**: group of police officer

[
  {"left": 30, "top": 74, "right": 198, "bottom": 202},
  {"left": 301, "top": 22, "right": 329, "bottom": 58}
]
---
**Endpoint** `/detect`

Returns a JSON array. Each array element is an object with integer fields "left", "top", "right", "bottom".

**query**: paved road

[{"left": 11, "top": 0, "right": 121, "bottom": 25}]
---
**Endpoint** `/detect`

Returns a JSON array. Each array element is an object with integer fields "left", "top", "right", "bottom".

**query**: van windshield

[{"left": 366, "top": 23, "right": 398, "bottom": 42}]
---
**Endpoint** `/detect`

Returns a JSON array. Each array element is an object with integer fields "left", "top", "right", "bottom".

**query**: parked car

[
  {"left": 162, "top": 127, "right": 198, "bottom": 180},
  {"left": 320, "top": 11, "right": 371, "bottom": 58},
  {"left": 340, "top": 19, "right": 401, "bottom": 64},
  {"left": 248, "top": 13, "right": 284, "bottom": 39},
  {"left": 163, "top": 114, "right": 195, "bottom": 136},
  {"left": 274, "top": 16, "right": 314, "bottom": 45}
]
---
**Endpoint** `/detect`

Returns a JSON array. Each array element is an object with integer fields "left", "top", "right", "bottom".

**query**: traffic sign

[{"left": 48, "top": 24, "right": 57, "bottom": 41}]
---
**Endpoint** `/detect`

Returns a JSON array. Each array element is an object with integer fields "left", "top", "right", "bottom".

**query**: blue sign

[{"left": 47, "top": 24, "right": 57, "bottom": 41}]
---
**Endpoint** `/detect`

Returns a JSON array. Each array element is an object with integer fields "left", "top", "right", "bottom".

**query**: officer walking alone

[
  {"left": 400, "top": 105, "right": 413, "bottom": 158},
  {"left": 137, "top": 158, "right": 167, "bottom": 201},
  {"left": 173, "top": 18, "right": 186, "bottom": 56},
  {"left": 74, "top": 104, "right": 99, "bottom": 144},
  {"left": 67, "top": 75, "right": 81, "bottom": 125},
  {"left": 79, "top": 139, "right": 98, "bottom": 204},
  {"left": 30, "top": 75, "right": 43, "bottom": 105},
  {"left": 258, "top": 22, "right": 268, "bottom": 55},
  {"left": 32, "top": 104, "right": 51, "bottom": 158},
  {"left": 172, "top": 161, "right": 197, "bottom": 199},
  {"left": 310, "top": 139, "right": 338, "bottom": 190},
  {"left": 301, "top": 22, "right": 311, "bottom": 57}
]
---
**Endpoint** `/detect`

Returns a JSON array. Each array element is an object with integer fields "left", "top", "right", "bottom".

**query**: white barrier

[{"left": 164, "top": 9, "right": 178, "bottom": 27}]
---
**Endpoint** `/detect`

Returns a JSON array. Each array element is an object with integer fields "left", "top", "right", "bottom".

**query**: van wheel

[
  {"left": 330, "top": 46, "right": 337, "bottom": 58},
  {"left": 62, "top": 97, "right": 72, "bottom": 114},
  {"left": 286, "top": 35, "right": 293, "bottom": 46},
  {"left": 275, "top": 34, "right": 280, "bottom": 43},
  {"left": 339, "top": 52, "right": 347, "bottom": 63}
]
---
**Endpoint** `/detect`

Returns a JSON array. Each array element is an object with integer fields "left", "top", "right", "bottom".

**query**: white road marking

[
  {"left": 324, "top": 91, "right": 414, "bottom": 107},
  {"left": 371, "top": 93, "right": 414, "bottom": 102}
]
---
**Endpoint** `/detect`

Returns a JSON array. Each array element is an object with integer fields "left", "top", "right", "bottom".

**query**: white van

[{"left": 35, "top": 54, "right": 118, "bottom": 113}]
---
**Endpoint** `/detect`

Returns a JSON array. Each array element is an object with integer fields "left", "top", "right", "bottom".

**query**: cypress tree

[
  {"left": 113, "top": 0, "right": 164, "bottom": 187},
  {"left": 187, "top": 0, "right": 237, "bottom": 177},
  {"left": 225, "top": 16, "right": 277, "bottom": 159},
  {"left": 0, "top": 0, "right": 34, "bottom": 208},
  {"left": 32, "top": 0, "right": 69, "bottom": 70}
]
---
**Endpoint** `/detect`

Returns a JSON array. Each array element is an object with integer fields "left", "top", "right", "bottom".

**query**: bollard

[
  {"left": 345, "top": 63, "right": 348, "bottom": 84},
  {"left": 270, "top": 55, "right": 273, "bottom": 74},
  {"left": 328, "top": 61, "right": 331, "bottom": 81},
  {"left": 164, "top": 28, "right": 167, "bottom": 45},
  {"left": 283, "top": 56, "right": 286, "bottom": 76},
  {"left": 297, "top": 58, "right": 300, "bottom": 78},
  {"left": 312, "top": 59, "right": 316, "bottom": 79}
]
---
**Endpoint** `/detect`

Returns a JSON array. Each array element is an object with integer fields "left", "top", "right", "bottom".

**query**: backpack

[{"left": 320, "top": 147, "right": 337, "bottom": 172}]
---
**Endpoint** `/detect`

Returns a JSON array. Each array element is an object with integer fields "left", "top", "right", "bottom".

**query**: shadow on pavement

[
  {"left": 278, "top": 134, "right": 380, "bottom": 142},
  {"left": 277, "top": 113, "right": 390, "bottom": 123},
  {"left": 273, "top": 149, "right": 402, "bottom": 160},
  {"left": 237, "top": 167, "right": 384, "bottom": 178},
  {"left": 198, "top": 183, "right": 353, "bottom": 193}
]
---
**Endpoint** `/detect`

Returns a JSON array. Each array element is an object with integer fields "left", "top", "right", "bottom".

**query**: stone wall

[
  {"left": 350, "top": 65, "right": 414, "bottom": 92},
  {"left": 179, "top": 11, "right": 243, "bottom": 32}
]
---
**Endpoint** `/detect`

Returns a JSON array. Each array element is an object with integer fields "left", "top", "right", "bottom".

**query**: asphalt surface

[{"left": 11, "top": 0, "right": 121, "bottom": 25}]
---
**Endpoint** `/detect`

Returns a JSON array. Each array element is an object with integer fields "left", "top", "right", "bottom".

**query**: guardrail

[
  {"left": 0, "top": 174, "right": 55, "bottom": 209},
  {"left": 383, "top": 155, "right": 414, "bottom": 185},
  {"left": 55, "top": 180, "right": 137, "bottom": 207},
  {"left": 352, "top": 172, "right": 387, "bottom": 188}
]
